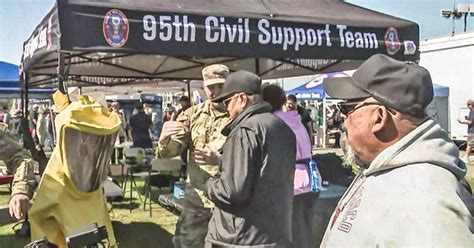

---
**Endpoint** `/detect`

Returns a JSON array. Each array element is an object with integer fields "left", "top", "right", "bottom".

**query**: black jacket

[{"left": 205, "top": 102, "right": 296, "bottom": 247}]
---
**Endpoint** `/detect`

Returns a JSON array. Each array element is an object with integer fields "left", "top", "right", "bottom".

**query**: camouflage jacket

[
  {"left": 0, "top": 123, "right": 37, "bottom": 198},
  {"left": 158, "top": 100, "right": 229, "bottom": 208}
]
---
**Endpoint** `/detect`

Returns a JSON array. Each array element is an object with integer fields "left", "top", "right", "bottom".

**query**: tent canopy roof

[
  {"left": 0, "top": 61, "right": 20, "bottom": 87},
  {"left": 0, "top": 61, "right": 55, "bottom": 98},
  {"left": 21, "top": 0, "right": 419, "bottom": 88}
]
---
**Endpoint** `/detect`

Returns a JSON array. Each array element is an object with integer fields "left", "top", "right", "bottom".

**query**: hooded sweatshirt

[
  {"left": 274, "top": 110, "right": 312, "bottom": 195},
  {"left": 321, "top": 119, "right": 474, "bottom": 247}
]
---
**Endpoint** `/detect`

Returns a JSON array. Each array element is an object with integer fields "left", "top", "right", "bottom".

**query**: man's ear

[
  {"left": 240, "top": 94, "right": 248, "bottom": 108},
  {"left": 371, "top": 106, "right": 390, "bottom": 134}
]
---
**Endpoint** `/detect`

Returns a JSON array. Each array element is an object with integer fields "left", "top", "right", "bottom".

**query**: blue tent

[
  {"left": 286, "top": 71, "right": 353, "bottom": 100},
  {"left": 0, "top": 61, "right": 55, "bottom": 98},
  {"left": 287, "top": 70, "right": 449, "bottom": 100}
]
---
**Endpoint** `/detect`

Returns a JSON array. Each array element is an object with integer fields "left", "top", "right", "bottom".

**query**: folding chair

[
  {"left": 143, "top": 158, "right": 182, "bottom": 217},
  {"left": 119, "top": 147, "right": 146, "bottom": 212}
]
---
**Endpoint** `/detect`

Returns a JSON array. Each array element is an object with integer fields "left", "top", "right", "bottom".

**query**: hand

[
  {"left": 194, "top": 146, "right": 221, "bottom": 165},
  {"left": 457, "top": 118, "right": 465, "bottom": 124},
  {"left": 159, "top": 121, "right": 186, "bottom": 142},
  {"left": 9, "top": 194, "right": 31, "bottom": 220}
]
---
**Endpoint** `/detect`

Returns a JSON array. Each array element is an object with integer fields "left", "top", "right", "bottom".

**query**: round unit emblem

[
  {"left": 384, "top": 27, "right": 401, "bottom": 55},
  {"left": 103, "top": 9, "right": 129, "bottom": 47}
]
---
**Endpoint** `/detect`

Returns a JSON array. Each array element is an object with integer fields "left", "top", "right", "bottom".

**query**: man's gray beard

[
  {"left": 343, "top": 144, "right": 357, "bottom": 167},
  {"left": 343, "top": 142, "right": 367, "bottom": 169}
]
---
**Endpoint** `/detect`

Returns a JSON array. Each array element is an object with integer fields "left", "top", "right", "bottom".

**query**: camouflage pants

[{"left": 173, "top": 187, "right": 212, "bottom": 248}]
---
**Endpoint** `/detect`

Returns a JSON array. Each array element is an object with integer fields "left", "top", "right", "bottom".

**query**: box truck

[{"left": 420, "top": 32, "right": 474, "bottom": 142}]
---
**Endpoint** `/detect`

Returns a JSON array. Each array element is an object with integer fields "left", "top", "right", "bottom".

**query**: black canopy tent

[{"left": 20, "top": 0, "right": 419, "bottom": 111}]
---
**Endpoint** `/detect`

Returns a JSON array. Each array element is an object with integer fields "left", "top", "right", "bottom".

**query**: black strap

[{"left": 296, "top": 158, "right": 311, "bottom": 165}]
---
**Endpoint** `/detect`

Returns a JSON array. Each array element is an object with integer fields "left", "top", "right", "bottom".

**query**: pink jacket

[{"left": 274, "top": 110, "right": 312, "bottom": 195}]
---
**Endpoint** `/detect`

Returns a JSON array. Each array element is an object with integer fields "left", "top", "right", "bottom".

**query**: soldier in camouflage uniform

[
  {"left": 158, "top": 64, "right": 230, "bottom": 248},
  {"left": 0, "top": 123, "right": 37, "bottom": 220}
]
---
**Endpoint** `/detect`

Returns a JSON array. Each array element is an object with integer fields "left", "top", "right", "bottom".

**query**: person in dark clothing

[
  {"left": 263, "top": 84, "right": 315, "bottom": 248},
  {"left": 287, "top": 94, "right": 312, "bottom": 138},
  {"left": 204, "top": 71, "right": 296, "bottom": 247},
  {"left": 129, "top": 102, "right": 152, "bottom": 149}
]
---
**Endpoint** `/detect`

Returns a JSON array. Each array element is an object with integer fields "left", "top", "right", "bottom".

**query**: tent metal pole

[
  {"left": 58, "top": 52, "right": 66, "bottom": 93},
  {"left": 24, "top": 74, "right": 29, "bottom": 119},
  {"left": 255, "top": 58, "right": 260, "bottom": 75},
  {"left": 57, "top": 52, "right": 71, "bottom": 103},
  {"left": 20, "top": 72, "right": 25, "bottom": 117},
  {"left": 323, "top": 98, "right": 326, "bottom": 148},
  {"left": 186, "top": 80, "right": 191, "bottom": 106}
]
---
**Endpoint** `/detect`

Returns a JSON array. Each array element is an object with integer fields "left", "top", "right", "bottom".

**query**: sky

[{"left": 0, "top": 0, "right": 472, "bottom": 65}]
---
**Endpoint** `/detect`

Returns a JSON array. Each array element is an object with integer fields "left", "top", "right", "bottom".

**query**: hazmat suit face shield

[{"left": 63, "top": 128, "right": 117, "bottom": 192}]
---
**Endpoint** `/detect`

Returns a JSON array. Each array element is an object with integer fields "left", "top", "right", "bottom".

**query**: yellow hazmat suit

[{"left": 29, "top": 93, "right": 121, "bottom": 247}]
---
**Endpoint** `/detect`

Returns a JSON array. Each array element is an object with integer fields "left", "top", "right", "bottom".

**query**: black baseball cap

[
  {"left": 213, "top": 70, "right": 262, "bottom": 103},
  {"left": 324, "top": 54, "right": 433, "bottom": 118}
]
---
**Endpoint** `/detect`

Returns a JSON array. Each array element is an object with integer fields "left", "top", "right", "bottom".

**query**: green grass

[{"left": 0, "top": 179, "right": 178, "bottom": 248}]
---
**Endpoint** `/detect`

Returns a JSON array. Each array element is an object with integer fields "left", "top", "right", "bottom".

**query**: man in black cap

[
  {"left": 321, "top": 54, "right": 473, "bottom": 246},
  {"left": 129, "top": 102, "right": 152, "bottom": 149},
  {"left": 203, "top": 70, "right": 296, "bottom": 247}
]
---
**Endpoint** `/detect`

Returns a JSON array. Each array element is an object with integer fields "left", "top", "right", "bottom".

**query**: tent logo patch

[
  {"left": 103, "top": 9, "right": 129, "bottom": 47},
  {"left": 384, "top": 27, "right": 401, "bottom": 55},
  {"left": 404, "top": 40, "right": 416, "bottom": 55}
]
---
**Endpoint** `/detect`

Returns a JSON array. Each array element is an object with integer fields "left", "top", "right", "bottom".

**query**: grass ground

[
  {"left": 0, "top": 180, "right": 178, "bottom": 248},
  {"left": 1, "top": 150, "right": 473, "bottom": 248}
]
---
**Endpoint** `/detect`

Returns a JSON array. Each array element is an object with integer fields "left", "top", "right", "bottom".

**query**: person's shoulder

[
  {"left": 129, "top": 113, "right": 138, "bottom": 122},
  {"left": 194, "top": 101, "right": 211, "bottom": 111},
  {"left": 245, "top": 112, "right": 288, "bottom": 130},
  {"left": 185, "top": 101, "right": 215, "bottom": 118}
]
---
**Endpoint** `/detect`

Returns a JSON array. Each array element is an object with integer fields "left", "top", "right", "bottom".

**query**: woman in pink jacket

[{"left": 262, "top": 84, "right": 314, "bottom": 248}]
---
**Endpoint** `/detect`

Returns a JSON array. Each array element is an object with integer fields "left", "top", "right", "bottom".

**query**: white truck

[{"left": 419, "top": 31, "right": 474, "bottom": 143}]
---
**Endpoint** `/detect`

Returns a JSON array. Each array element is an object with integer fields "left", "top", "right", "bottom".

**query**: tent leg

[
  {"left": 255, "top": 58, "right": 260, "bottom": 75},
  {"left": 24, "top": 74, "right": 29, "bottom": 118},
  {"left": 323, "top": 99, "right": 326, "bottom": 149},
  {"left": 57, "top": 52, "right": 70, "bottom": 104},
  {"left": 20, "top": 74, "right": 25, "bottom": 117},
  {"left": 186, "top": 80, "right": 191, "bottom": 106}
]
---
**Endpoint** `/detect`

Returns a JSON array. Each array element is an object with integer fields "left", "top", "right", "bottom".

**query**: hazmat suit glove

[{"left": 9, "top": 194, "right": 31, "bottom": 220}]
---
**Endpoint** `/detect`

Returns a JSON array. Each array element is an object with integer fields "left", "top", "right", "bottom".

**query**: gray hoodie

[{"left": 322, "top": 119, "right": 474, "bottom": 247}]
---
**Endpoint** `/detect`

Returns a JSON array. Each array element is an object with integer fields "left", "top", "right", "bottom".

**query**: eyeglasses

[
  {"left": 337, "top": 101, "right": 395, "bottom": 117},
  {"left": 222, "top": 94, "right": 240, "bottom": 108}
]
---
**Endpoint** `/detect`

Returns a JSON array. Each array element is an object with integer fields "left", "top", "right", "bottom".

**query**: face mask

[{"left": 64, "top": 128, "right": 117, "bottom": 192}]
